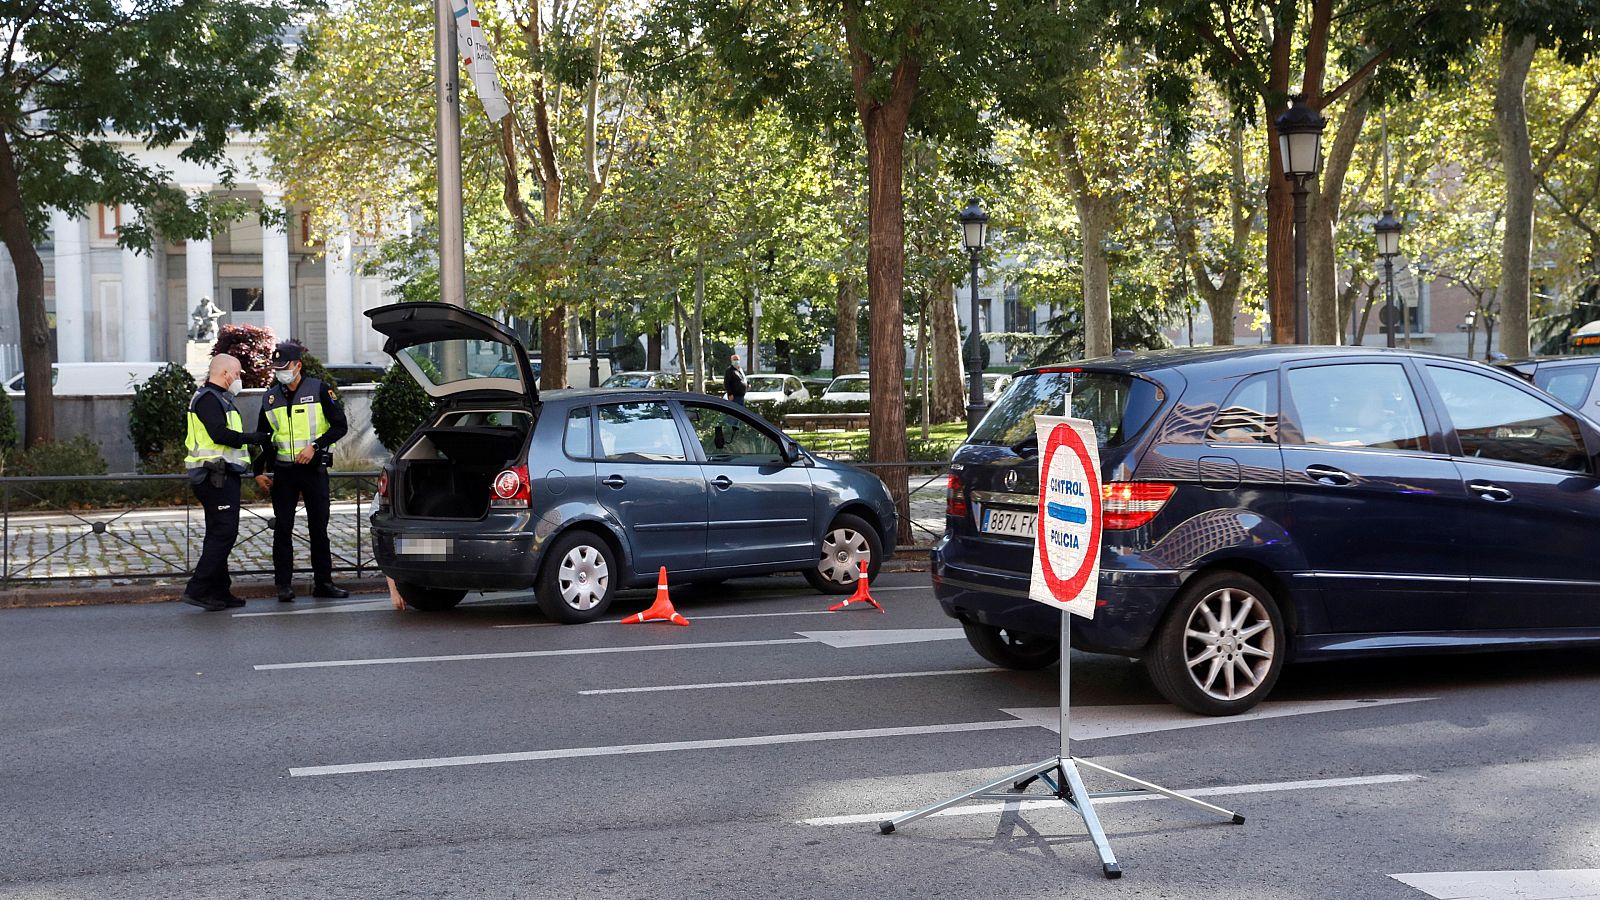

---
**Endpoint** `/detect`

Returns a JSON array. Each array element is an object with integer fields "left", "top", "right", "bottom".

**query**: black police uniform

[
  {"left": 254, "top": 358, "right": 349, "bottom": 598},
  {"left": 184, "top": 383, "right": 270, "bottom": 609}
]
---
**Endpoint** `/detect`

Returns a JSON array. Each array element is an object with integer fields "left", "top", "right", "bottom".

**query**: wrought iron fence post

[{"left": 355, "top": 480, "right": 364, "bottom": 576}]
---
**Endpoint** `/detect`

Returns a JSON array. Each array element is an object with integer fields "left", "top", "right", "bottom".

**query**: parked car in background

[
  {"left": 821, "top": 373, "right": 871, "bottom": 405},
  {"left": 744, "top": 374, "right": 811, "bottom": 404},
  {"left": 935, "top": 345, "right": 1600, "bottom": 716},
  {"left": 1495, "top": 356, "right": 1600, "bottom": 418},
  {"left": 325, "top": 363, "right": 387, "bottom": 385},
  {"left": 4, "top": 362, "right": 168, "bottom": 396},
  {"left": 982, "top": 373, "right": 1012, "bottom": 402},
  {"left": 365, "top": 302, "right": 897, "bottom": 622}
]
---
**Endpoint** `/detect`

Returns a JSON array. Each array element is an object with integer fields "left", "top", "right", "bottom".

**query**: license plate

[
  {"left": 396, "top": 537, "right": 453, "bottom": 556},
  {"left": 982, "top": 508, "right": 1036, "bottom": 538}
]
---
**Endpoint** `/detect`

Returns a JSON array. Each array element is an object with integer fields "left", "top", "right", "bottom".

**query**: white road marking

[
  {"left": 234, "top": 600, "right": 393, "bottom": 618},
  {"left": 255, "top": 638, "right": 812, "bottom": 671},
  {"left": 800, "top": 773, "right": 1424, "bottom": 826},
  {"left": 493, "top": 609, "right": 841, "bottom": 629},
  {"left": 289, "top": 718, "right": 1039, "bottom": 777},
  {"left": 798, "top": 628, "right": 966, "bottom": 648},
  {"left": 1390, "top": 869, "right": 1600, "bottom": 899},
  {"left": 579, "top": 667, "right": 1005, "bottom": 695},
  {"left": 1000, "top": 697, "right": 1431, "bottom": 739}
]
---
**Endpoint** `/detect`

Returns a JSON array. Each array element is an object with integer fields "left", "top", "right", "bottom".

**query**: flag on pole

[{"left": 452, "top": 0, "right": 511, "bottom": 123}]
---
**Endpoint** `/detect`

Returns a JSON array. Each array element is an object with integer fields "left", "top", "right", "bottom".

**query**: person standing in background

[{"left": 724, "top": 352, "right": 748, "bottom": 406}]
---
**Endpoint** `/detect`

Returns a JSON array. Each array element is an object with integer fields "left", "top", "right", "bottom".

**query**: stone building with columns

[{"left": 0, "top": 133, "right": 395, "bottom": 374}]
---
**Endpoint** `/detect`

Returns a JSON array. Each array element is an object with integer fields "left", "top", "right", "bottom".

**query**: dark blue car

[
  {"left": 934, "top": 345, "right": 1600, "bottom": 715},
  {"left": 365, "top": 303, "right": 896, "bottom": 621}
]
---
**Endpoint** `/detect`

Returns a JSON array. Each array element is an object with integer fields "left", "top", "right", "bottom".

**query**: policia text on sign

[{"left": 253, "top": 341, "right": 350, "bottom": 602}]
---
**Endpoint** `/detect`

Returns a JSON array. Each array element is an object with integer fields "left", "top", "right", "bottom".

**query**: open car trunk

[{"left": 394, "top": 408, "right": 533, "bottom": 519}]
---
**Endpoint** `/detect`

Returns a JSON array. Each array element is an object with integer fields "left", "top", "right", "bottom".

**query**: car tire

[
  {"left": 1145, "top": 571, "right": 1286, "bottom": 716},
  {"left": 394, "top": 581, "right": 466, "bottom": 612},
  {"left": 960, "top": 620, "right": 1060, "bottom": 670},
  {"left": 537, "top": 530, "right": 618, "bottom": 624},
  {"left": 804, "top": 513, "right": 882, "bottom": 595}
]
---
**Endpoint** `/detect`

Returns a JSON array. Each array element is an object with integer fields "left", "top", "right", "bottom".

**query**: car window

[
  {"left": 564, "top": 406, "right": 592, "bottom": 459},
  {"left": 969, "top": 370, "right": 1163, "bottom": 449},
  {"left": 596, "top": 402, "right": 686, "bottom": 462},
  {"left": 1207, "top": 374, "right": 1278, "bottom": 444},
  {"left": 1284, "top": 363, "right": 1426, "bottom": 451},
  {"left": 681, "top": 403, "right": 784, "bottom": 464},
  {"left": 1534, "top": 366, "right": 1596, "bottom": 409},
  {"left": 1427, "top": 366, "right": 1588, "bottom": 472}
]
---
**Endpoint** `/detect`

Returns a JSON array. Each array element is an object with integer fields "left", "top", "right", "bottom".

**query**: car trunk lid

[{"left": 366, "top": 302, "right": 538, "bottom": 409}]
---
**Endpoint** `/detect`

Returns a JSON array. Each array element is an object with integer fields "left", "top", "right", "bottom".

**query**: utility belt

[
  {"left": 191, "top": 457, "right": 244, "bottom": 488},
  {"left": 273, "top": 448, "right": 335, "bottom": 468}
]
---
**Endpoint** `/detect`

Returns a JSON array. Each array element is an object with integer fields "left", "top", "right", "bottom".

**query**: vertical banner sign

[
  {"left": 1028, "top": 415, "right": 1102, "bottom": 619},
  {"left": 452, "top": 0, "right": 511, "bottom": 122}
]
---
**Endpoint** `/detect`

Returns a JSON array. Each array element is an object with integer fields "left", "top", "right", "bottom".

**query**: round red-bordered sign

[{"left": 1034, "top": 421, "right": 1102, "bottom": 604}]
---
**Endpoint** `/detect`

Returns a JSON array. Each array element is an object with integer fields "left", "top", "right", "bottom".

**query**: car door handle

[
  {"left": 602, "top": 474, "right": 627, "bottom": 489},
  {"left": 1469, "top": 481, "right": 1513, "bottom": 502},
  {"left": 711, "top": 474, "right": 733, "bottom": 491},
  {"left": 1304, "top": 464, "right": 1353, "bottom": 486}
]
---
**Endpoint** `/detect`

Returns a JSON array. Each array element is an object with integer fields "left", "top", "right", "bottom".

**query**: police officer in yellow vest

[
  {"left": 181, "top": 354, "right": 271, "bottom": 611},
  {"left": 253, "top": 341, "right": 350, "bottom": 602}
]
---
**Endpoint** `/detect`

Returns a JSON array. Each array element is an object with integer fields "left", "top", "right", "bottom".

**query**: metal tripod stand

[{"left": 877, "top": 613, "right": 1244, "bottom": 878}]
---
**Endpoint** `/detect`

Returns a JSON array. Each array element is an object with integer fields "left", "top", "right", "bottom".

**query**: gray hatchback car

[{"left": 365, "top": 303, "right": 897, "bottom": 621}]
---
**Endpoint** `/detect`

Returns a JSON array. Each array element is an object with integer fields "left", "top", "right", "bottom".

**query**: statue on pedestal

[{"left": 188, "top": 296, "right": 224, "bottom": 343}]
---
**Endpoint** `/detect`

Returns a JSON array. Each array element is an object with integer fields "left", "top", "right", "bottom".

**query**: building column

[
  {"left": 325, "top": 229, "right": 354, "bottom": 364},
  {"left": 119, "top": 205, "right": 152, "bottom": 361},
  {"left": 261, "top": 190, "right": 293, "bottom": 341},
  {"left": 50, "top": 207, "right": 87, "bottom": 363},
  {"left": 183, "top": 185, "right": 215, "bottom": 342}
]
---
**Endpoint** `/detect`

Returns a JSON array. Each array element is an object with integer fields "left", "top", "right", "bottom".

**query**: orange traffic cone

[
  {"left": 827, "top": 561, "right": 884, "bottom": 613},
  {"left": 620, "top": 566, "right": 690, "bottom": 626}
]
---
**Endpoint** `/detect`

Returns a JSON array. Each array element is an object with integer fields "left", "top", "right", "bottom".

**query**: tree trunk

[
  {"left": 862, "top": 111, "right": 910, "bottom": 543},
  {"left": 1266, "top": 139, "right": 1294, "bottom": 343},
  {"left": 647, "top": 322, "right": 662, "bottom": 369},
  {"left": 1308, "top": 82, "right": 1371, "bottom": 344},
  {"left": 0, "top": 131, "right": 52, "bottom": 447},
  {"left": 912, "top": 295, "right": 928, "bottom": 439},
  {"left": 1078, "top": 197, "right": 1113, "bottom": 358},
  {"left": 930, "top": 278, "right": 964, "bottom": 422},
  {"left": 693, "top": 249, "right": 706, "bottom": 394},
  {"left": 1495, "top": 31, "right": 1538, "bottom": 359},
  {"left": 1205, "top": 295, "right": 1237, "bottom": 346},
  {"left": 833, "top": 277, "right": 859, "bottom": 375}
]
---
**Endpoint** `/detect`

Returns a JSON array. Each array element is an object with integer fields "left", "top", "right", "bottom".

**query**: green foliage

[
  {"left": 297, "top": 351, "right": 339, "bottom": 388},
  {"left": 129, "top": 363, "right": 198, "bottom": 463},
  {"left": 211, "top": 325, "right": 277, "bottom": 388},
  {"left": 371, "top": 364, "right": 433, "bottom": 452},
  {"left": 0, "top": 392, "right": 17, "bottom": 460},
  {"left": 8, "top": 437, "right": 110, "bottom": 507}
]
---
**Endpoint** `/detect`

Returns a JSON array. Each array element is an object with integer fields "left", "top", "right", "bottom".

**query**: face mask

[
  {"left": 274, "top": 368, "right": 296, "bottom": 385},
  {"left": 227, "top": 377, "right": 242, "bottom": 396}
]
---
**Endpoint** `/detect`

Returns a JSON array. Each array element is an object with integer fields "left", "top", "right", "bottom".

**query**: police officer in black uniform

[
  {"left": 181, "top": 354, "right": 271, "bottom": 611},
  {"left": 253, "top": 341, "right": 350, "bottom": 602}
]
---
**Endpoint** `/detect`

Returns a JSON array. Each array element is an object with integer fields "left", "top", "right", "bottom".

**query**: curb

[{"left": 0, "top": 555, "right": 931, "bottom": 610}]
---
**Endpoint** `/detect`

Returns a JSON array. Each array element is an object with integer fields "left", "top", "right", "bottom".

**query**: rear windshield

[
  {"left": 748, "top": 376, "right": 787, "bottom": 391},
  {"left": 827, "top": 376, "right": 870, "bottom": 393},
  {"left": 969, "top": 370, "right": 1164, "bottom": 449},
  {"left": 399, "top": 340, "right": 521, "bottom": 392}
]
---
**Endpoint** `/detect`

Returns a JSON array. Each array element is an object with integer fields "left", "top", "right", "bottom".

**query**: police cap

[{"left": 271, "top": 341, "right": 305, "bottom": 368}]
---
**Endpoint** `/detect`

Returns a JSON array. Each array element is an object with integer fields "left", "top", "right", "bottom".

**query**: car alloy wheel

[
  {"left": 1183, "top": 586, "right": 1275, "bottom": 702},
  {"left": 557, "top": 544, "right": 610, "bottom": 611},
  {"left": 1146, "top": 570, "right": 1286, "bottom": 716}
]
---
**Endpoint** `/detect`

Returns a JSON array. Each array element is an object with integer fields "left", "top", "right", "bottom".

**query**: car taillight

[
  {"left": 490, "top": 465, "right": 531, "bottom": 509},
  {"left": 376, "top": 470, "right": 389, "bottom": 507},
  {"left": 946, "top": 472, "right": 968, "bottom": 518},
  {"left": 1102, "top": 482, "right": 1175, "bottom": 530}
]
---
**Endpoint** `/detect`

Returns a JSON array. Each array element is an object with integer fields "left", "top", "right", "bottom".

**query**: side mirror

[{"left": 782, "top": 438, "right": 803, "bottom": 464}]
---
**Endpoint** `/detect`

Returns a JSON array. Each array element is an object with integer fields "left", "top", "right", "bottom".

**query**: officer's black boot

[
  {"left": 276, "top": 584, "right": 296, "bottom": 603},
  {"left": 312, "top": 582, "right": 349, "bottom": 599}
]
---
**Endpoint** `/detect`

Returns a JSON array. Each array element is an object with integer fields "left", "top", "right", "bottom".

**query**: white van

[{"left": 4, "top": 362, "right": 173, "bottom": 396}]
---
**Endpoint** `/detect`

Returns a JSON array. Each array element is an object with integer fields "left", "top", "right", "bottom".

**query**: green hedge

[
  {"left": 128, "top": 363, "right": 198, "bottom": 463},
  {"left": 372, "top": 364, "right": 434, "bottom": 452}
]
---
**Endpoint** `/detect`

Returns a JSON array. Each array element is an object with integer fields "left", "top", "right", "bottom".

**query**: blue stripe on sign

[
  {"left": 453, "top": 4, "right": 468, "bottom": 16},
  {"left": 1047, "top": 502, "right": 1086, "bottom": 524}
]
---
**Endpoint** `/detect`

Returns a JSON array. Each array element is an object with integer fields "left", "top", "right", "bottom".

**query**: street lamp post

[
  {"left": 1275, "top": 96, "right": 1327, "bottom": 344},
  {"left": 1374, "top": 209, "right": 1403, "bottom": 350},
  {"left": 958, "top": 198, "right": 990, "bottom": 434}
]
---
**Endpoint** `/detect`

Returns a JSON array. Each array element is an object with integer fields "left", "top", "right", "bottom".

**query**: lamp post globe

[
  {"left": 1275, "top": 96, "right": 1327, "bottom": 345},
  {"left": 1374, "top": 209, "right": 1403, "bottom": 349},
  {"left": 958, "top": 198, "right": 990, "bottom": 433}
]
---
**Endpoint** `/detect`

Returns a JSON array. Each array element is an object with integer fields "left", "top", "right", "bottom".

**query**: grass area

[{"left": 794, "top": 421, "right": 968, "bottom": 462}]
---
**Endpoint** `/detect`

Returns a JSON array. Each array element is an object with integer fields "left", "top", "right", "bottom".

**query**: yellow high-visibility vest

[
  {"left": 263, "top": 376, "right": 332, "bottom": 462},
  {"left": 184, "top": 385, "right": 250, "bottom": 472}
]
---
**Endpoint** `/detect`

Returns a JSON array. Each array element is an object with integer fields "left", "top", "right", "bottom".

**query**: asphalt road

[{"left": 4, "top": 573, "right": 1599, "bottom": 899}]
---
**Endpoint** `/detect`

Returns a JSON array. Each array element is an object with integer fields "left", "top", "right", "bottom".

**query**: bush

[
  {"left": 372, "top": 364, "right": 433, "bottom": 452},
  {"left": 297, "top": 350, "right": 339, "bottom": 388},
  {"left": 0, "top": 390, "right": 16, "bottom": 462},
  {"left": 8, "top": 436, "right": 109, "bottom": 508},
  {"left": 211, "top": 324, "right": 276, "bottom": 388},
  {"left": 129, "top": 363, "right": 199, "bottom": 463}
]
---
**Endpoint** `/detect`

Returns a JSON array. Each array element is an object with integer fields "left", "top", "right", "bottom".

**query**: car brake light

[
  {"left": 1102, "top": 482, "right": 1175, "bottom": 530},
  {"left": 490, "top": 465, "right": 531, "bottom": 509},
  {"left": 376, "top": 470, "right": 389, "bottom": 507},
  {"left": 946, "top": 472, "right": 968, "bottom": 518}
]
